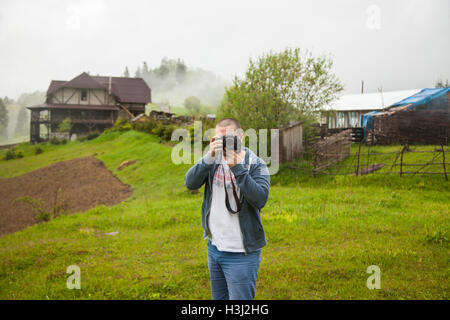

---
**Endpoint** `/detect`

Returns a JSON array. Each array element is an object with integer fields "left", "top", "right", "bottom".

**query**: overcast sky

[{"left": 0, "top": 0, "right": 449, "bottom": 100}]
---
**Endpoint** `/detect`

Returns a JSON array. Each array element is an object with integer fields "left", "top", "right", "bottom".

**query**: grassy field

[{"left": 0, "top": 130, "right": 448, "bottom": 299}]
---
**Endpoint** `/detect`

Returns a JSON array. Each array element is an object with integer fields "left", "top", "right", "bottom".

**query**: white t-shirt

[{"left": 208, "top": 152, "right": 245, "bottom": 252}]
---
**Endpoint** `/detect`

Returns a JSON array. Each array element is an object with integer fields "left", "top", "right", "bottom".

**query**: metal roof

[{"left": 323, "top": 89, "right": 421, "bottom": 111}]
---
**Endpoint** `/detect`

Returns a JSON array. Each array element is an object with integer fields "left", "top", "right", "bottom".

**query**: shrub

[
  {"left": 35, "top": 147, "right": 44, "bottom": 155},
  {"left": 112, "top": 117, "right": 132, "bottom": 132},
  {"left": 85, "top": 130, "right": 100, "bottom": 140},
  {"left": 163, "top": 125, "right": 176, "bottom": 141},
  {"left": 78, "top": 130, "right": 100, "bottom": 141},
  {"left": 4, "top": 148, "right": 16, "bottom": 160},
  {"left": 11, "top": 189, "right": 69, "bottom": 223},
  {"left": 152, "top": 124, "right": 166, "bottom": 137},
  {"left": 133, "top": 119, "right": 158, "bottom": 134},
  {"left": 49, "top": 137, "right": 61, "bottom": 145},
  {"left": 15, "top": 149, "right": 24, "bottom": 158},
  {"left": 3, "top": 147, "right": 25, "bottom": 160}
]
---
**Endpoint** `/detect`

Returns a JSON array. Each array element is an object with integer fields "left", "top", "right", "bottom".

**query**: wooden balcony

[{"left": 32, "top": 116, "right": 114, "bottom": 124}]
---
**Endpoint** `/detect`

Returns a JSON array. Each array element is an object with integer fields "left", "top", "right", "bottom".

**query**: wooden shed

[{"left": 278, "top": 121, "right": 304, "bottom": 163}]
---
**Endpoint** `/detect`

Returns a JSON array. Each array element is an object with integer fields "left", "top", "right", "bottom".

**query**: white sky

[{"left": 0, "top": 0, "right": 449, "bottom": 100}]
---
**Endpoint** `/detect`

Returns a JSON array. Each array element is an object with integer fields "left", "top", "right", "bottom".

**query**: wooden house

[
  {"left": 321, "top": 89, "right": 420, "bottom": 129},
  {"left": 26, "top": 72, "right": 151, "bottom": 144}
]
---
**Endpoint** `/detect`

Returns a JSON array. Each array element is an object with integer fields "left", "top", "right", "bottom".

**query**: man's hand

[
  {"left": 225, "top": 149, "right": 246, "bottom": 168},
  {"left": 209, "top": 135, "right": 223, "bottom": 157}
]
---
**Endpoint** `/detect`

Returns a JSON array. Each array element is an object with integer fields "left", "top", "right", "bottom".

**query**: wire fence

[{"left": 290, "top": 140, "right": 450, "bottom": 180}]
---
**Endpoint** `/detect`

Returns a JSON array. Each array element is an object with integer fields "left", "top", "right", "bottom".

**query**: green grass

[{"left": 0, "top": 130, "right": 448, "bottom": 299}]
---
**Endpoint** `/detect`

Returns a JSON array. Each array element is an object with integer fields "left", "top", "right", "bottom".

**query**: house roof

[
  {"left": 390, "top": 87, "right": 449, "bottom": 108},
  {"left": 156, "top": 103, "right": 171, "bottom": 113},
  {"left": 46, "top": 72, "right": 151, "bottom": 104},
  {"left": 26, "top": 103, "right": 119, "bottom": 111},
  {"left": 323, "top": 89, "right": 421, "bottom": 111}
]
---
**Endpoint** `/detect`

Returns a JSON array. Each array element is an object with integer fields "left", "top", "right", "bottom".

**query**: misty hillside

[
  {"left": 128, "top": 58, "right": 230, "bottom": 108},
  {"left": 0, "top": 91, "right": 45, "bottom": 145},
  {"left": 0, "top": 60, "right": 229, "bottom": 146}
]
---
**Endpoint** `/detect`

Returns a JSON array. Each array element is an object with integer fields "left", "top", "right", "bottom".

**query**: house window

[
  {"left": 336, "top": 112, "right": 345, "bottom": 128},
  {"left": 81, "top": 90, "right": 87, "bottom": 101},
  {"left": 348, "top": 111, "right": 359, "bottom": 127},
  {"left": 328, "top": 116, "right": 333, "bottom": 128}
]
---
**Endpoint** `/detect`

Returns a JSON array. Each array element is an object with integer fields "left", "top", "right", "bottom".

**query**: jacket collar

[{"left": 210, "top": 147, "right": 251, "bottom": 184}]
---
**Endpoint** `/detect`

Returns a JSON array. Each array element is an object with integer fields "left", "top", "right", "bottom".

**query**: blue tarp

[
  {"left": 362, "top": 111, "right": 379, "bottom": 141},
  {"left": 390, "top": 87, "right": 449, "bottom": 109},
  {"left": 362, "top": 87, "right": 449, "bottom": 141}
]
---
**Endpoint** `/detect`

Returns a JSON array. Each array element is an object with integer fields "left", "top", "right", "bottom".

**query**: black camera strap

[{"left": 221, "top": 164, "right": 243, "bottom": 214}]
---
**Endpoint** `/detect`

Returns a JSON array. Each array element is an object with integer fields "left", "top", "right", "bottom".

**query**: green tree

[
  {"left": 142, "top": 61, "right": 149, "bottom": 76},
  {"left": 217, "top": 47, "right": 344, "bottom": 130},
  {"left": 123, "top": 66, "right": 130, "bottom": 77},
  {"left": 176, "top": 58, "right": 187, "bottom": 84},
  {"left": 0, "top": 98, "right": 8, "bottom": 142},
  {"left": 57, "top": 117, "right": 72, "bottom": 134},
  {"left": 135, "top": 66, "right": 142, "bottom": 78},
  {"left": 435, "top": 78, "right": 449, "bottom": 88},
  {"left": 184, "top": 96, "right": 202, "bottom": 116}
]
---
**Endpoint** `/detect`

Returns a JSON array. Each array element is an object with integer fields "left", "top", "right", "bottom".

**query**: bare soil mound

[{"left": 0, "top": 155, "right": 134, "bottom": 236}]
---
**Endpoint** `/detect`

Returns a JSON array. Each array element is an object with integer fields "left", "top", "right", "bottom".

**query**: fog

[
  {"left": 1, "top": 0, "right": 449, "bottom": 100},
  {"left": 0, "top": 0, "right": 449, "bottom": 144}
]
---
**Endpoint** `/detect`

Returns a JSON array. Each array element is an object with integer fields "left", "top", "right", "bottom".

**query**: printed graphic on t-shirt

[{"left": 213, "top": 164, "right": 237, "bottom": 190}]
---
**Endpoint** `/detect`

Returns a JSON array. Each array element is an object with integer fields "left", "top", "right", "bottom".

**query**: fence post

[
  {"left": 399, "top": 145, "right": 405, "bottom": 177},
  {"left": 356, "top": 140, "right": 362, "bottom": 176},
  {"left": 441, "top": 143, "right": 448, "bottom": 181}
]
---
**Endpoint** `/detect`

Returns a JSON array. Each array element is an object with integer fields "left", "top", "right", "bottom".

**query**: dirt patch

[{"left": 0, "top": 155, "right": 134, "bottom": 237}]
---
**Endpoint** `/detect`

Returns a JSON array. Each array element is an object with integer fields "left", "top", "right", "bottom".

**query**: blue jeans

[{"left": 207, "top": 239, "right": 262, "bottom": 300}]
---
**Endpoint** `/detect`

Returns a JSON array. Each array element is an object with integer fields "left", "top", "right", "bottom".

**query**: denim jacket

[{"left": 184, "top": 147, "right": 270, "bottom": 254}]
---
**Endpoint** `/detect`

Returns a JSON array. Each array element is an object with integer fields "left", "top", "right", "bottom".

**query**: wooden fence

[
  {"left": 312, "top": 129, "right": 352, "bottom": 173},
  {"left": 308, "top": 141, "right": 450, "bottom": 180},
  {"left": 279, "top": 121, "right": 304, "bottom": 163}
]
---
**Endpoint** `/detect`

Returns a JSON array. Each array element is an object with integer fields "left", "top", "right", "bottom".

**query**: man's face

[{"left": 215, "top": 125, "right": 242, "bottom": 140}]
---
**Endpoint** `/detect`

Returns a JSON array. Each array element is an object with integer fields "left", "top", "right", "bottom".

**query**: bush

[
  {"left": 11, "top": 189, "right": 69, "bottom": 223},
  {"left": 15, "top": 149, "right": 24, "bottom": 158},
  {"left": 4, "top": 148, "right": 16, "bottom": 160},
  {"left": 163, "top": 125, "right": 176, "bottom": 141},
  {"left": 133, "top": 119, "right": 158, "bottom": 134},
  {"left": 35, "top": 147, "right": 44, "bottom": 155},
  {"left": 3, "top": 147, "right": 25, "bottom": 160},
  {"left": 112, "top": 117, "right": 132, "bottom": 132},
  {"left": 103, "top": 117, "right": 132, "bottom": 134},
  {"left": 79, "top": 130, "right": 100, "bottom": 141},
  {"left": 49, "top": 137, "right": 61, "bottom": 145},
  {"left": 152, "top": 124, "right": 166, "bottom": 137}
]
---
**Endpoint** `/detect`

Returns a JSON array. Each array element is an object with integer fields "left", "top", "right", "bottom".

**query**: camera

[{"left": 222, "top": 134, "right": 241, "bottom": 155}]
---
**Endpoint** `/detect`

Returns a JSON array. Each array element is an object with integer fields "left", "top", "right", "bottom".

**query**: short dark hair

[{"left": 216, "top": 117, "right": 241, "bottom": 129}]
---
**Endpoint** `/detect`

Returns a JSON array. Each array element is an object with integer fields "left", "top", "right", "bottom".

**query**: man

[{"left": 184, "top": 118, "right": 270, "bottom": 300}]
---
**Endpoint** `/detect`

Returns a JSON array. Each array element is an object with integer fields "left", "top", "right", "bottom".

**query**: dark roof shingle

[{"left": 46, "top": 72, "right": 151, "bottom": 104}]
